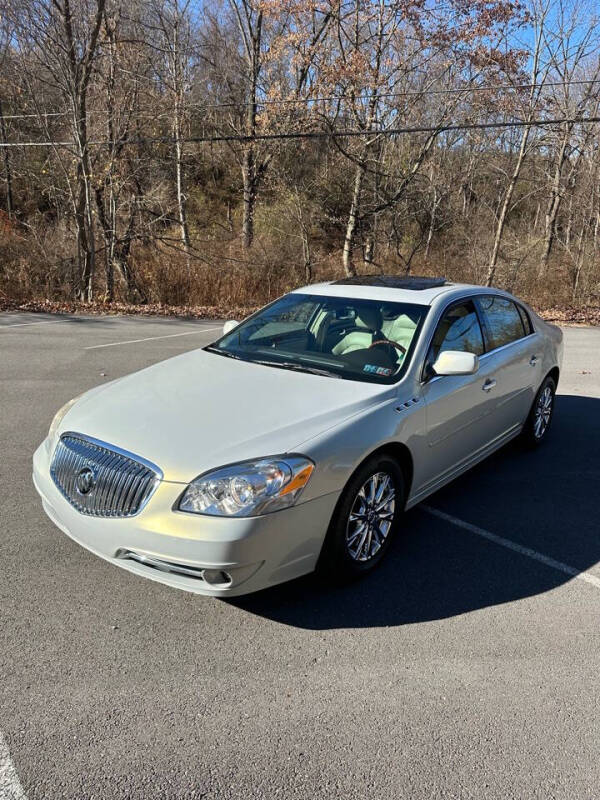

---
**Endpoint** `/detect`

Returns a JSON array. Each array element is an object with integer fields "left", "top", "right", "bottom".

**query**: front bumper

[{"left": 33, "top": 439, "right": 338, "bottom": 597}]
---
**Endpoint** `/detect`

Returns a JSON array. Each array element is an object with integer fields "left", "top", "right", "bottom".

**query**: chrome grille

[{"left": 50, "top": 433, "right": 161, "bottom": 517}]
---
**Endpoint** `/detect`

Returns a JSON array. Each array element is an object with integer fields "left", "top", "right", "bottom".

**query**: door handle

[
  {"left": 529, "top": 355, "right": 539, "bottom": 366},
  {"left": 482, "top": 378, "right": 496, "bottom": 392}
]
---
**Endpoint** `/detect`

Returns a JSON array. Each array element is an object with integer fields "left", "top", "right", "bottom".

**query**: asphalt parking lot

[{"left": 1, "top": 312, "right": 599, "bottom": 799}]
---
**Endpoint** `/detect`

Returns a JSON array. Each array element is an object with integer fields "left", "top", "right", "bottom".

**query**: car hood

[{"left": 58, "top": 349, "right": 393, "bottom": 482}]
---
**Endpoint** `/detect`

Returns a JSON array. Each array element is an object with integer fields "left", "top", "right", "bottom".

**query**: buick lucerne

[{"left": 33, "top": 276, "right": 563, "bottom": 596}]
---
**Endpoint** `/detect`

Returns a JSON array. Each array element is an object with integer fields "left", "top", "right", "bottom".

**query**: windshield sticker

[{"left": 364, "top": 364, "right": 392, "bottom": 377}]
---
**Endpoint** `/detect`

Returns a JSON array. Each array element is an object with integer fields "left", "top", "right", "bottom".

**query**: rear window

[
  {"left": 477, "top": 296, "right": 525, "bottom": 350},
  {"left": 516, "top": 304, "right": 533, "bottom": 336}
]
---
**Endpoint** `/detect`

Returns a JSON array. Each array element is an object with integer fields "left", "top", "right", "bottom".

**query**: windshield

[{"left": 207, "top": 293, "right": 428, "bottom": 384}]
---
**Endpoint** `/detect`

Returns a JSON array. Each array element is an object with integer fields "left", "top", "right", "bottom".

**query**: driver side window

[{"left": 425, "top": 301, "right": 485, "bottom": 377}]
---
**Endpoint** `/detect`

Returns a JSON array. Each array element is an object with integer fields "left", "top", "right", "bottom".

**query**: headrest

[{"left": 355, "top": 306, "right": 382, "bottom": 332}]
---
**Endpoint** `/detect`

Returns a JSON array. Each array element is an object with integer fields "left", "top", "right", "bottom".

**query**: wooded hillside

[{"left": 0, "top": 0, "right": 599, "bottom": 314}]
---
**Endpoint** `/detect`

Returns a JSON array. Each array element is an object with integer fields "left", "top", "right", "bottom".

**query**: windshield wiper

[
  {"left": 205, "top": 346, "right": 243, "bottom": 360},
  {"left": 206, "top": 348, "right": 340, "bottom": 377},
  {"left": 252, "top": 359, "right": 341, "bottom": 378}
]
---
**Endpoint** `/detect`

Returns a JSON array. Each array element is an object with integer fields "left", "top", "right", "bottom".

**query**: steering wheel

[{"left": 368, "top": 338, "right": 407, "bottom": 356}]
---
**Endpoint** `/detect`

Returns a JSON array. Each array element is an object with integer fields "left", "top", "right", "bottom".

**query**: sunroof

[{"left": 332, "top": 275, "right": 449, "bottom": 290}]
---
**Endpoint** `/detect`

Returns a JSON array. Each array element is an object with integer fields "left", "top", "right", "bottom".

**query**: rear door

[{"left": 474, "top": 295, "right": 541, "bottom": 437}]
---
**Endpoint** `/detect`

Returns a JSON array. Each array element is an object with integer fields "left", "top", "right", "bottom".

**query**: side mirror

[
  {"left": 223, "top": 320, "right": 239, "bottom": 335},
  {"left": 433, "top": 350, "right": 479, "bottom": 377}
]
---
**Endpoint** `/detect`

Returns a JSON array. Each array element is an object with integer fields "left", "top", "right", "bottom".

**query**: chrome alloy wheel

[
  {"left": 534, "top": 386, "right": 553, "bottom": 439},
  {"left": 345, "top": 471, "right": 396, "bottom": 562}
]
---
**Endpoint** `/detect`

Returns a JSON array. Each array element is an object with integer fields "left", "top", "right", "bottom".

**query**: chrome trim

[
  {"left": 419, "top": 290, "right": 538, "bottom": 384},
  {"left": 419, "top": 294, "right": 486, "bottom": 383},
  {"left": 116, "top": 549, "right": 208, "bottom": 579},
  {"left": 477, "top": 332, "right": 537, "bottom": 362},
  {"left": 50, "top": 432, "right": 162, "bottom": 517},
  {"left": 115, "top": 549, "right": 233, "bottom": 586},
  {"left": 60, "top": 432, "right": 163, "bottom": 478}
]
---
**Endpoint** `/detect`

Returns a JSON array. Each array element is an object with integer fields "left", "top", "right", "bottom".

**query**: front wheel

[
  {"left": 317, "top": 454, "right": 405, "bottom": 581},
  {"left": 521, "top": 376, "right": 556, "bottom": 446}
]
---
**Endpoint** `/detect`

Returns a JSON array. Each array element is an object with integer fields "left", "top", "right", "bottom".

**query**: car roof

[{"left": 291, "top": 276, "right": 497, "bottom": 306}]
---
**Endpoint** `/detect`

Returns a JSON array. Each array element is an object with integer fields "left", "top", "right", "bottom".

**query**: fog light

[{"left": 202, "top": 569, "right": 232, "bottom": 586}]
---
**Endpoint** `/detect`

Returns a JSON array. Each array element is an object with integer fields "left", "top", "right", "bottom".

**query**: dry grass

[{"left": 0, "top": 221, "right": 598, "bottom": 324}]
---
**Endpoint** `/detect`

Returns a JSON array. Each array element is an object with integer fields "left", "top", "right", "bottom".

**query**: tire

[
  {"left": 317, "top": 453, "right": 405, "bottom": 582},
  {"left": 521, "top": 375, "right": 556, "bottom": 447}
]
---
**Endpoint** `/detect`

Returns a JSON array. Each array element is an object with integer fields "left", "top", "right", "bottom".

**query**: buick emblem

[{"left": 75, "top": 466, "right": 96, "bottom": 495}]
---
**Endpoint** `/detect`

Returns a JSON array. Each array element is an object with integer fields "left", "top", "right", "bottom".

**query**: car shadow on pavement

[{"left": 231, "top": 394, "right": 600, "bottom": 629}]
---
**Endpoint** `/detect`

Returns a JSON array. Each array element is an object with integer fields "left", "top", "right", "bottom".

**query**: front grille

[{"left": 50, "top": 433, "right": 161, "bottom": 517}]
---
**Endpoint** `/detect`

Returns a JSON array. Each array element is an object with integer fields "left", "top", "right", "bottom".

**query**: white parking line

[
  {"left": 0, "top": 732, "right": 28, "bottom": 800},
  {"left": 1, "top": 319, "right": 68, "bottom": 329},
  {"left": 421, "top": 505, "right": 600, "bottom": 590},
  {"left": 84, "top": 326, "right": 222, "bottom": 350}
]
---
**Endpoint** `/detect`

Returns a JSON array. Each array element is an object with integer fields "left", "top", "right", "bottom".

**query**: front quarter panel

[{"left": 296, "top": 381, "right": 426, "bottom": 506}]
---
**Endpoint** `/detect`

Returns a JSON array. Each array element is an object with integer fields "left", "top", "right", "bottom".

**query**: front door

[{"left": 417, "top": 300, "right": 498, "bottom": 494}]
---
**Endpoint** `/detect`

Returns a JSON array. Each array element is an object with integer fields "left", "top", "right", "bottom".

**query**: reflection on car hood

[{"left": 57, "top": 348, "right": 392, "bottom": 482}]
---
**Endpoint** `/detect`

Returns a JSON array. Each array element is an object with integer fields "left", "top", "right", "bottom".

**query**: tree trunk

[
  {"left": 363, "top": 235, "right": 374, "bottom": 266},
  {"left": 485, "top": 124, "right": 531, "bottom": 286},
  {"left": 541, "top": 131, "right": 569, "bottom": 274},
  {"left": 174, "top": 121, "right": 190, "bottom": 257},
  {"left": 233, "top": 3, "right": 263, "bottom": 250},
  {"left": 293, "top": 186, "right": 312, "bottom": 283},
  {"left": 172, "top": 11, "right": 191, "bottom": 263},
  {"left": 565, "top": 193, "right": 574, "bottom": 250},
  {"left": 106, "top": 188, "right": 115, "bottom": 302},
  {"left": 94, "top": 183, "right": 111, "bottom": 301},
  {"left": 572, "top": 234, "right": 585, "bottom": 302},
  {"left": 242, "top": 146, "right": 257, "bottom": 249},
  {"left": 533, "top": 202, "right": 540, "bottom": 232},
  {"left": 302, "top": 224, "right": 312, "bottom": 283},
  {"left": 425, "top": 182, "right": 439, "bottom": 259},
  {"left": 343, "top": 161, "right": 366, "bottom": 277},
  {"left": 0, "top": 100, "right": 13, "bottom": 217},
  {"left": 74, "top": 103, "right": 96, "bottom": 302},
  {"left": 61, "top": 0, "right": 105, "bottom": 301}
]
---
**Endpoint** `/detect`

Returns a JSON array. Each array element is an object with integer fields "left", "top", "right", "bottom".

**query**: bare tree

[
  {"left": 0, "top": 18, "right": 15, "bottom": 217},
  {"left": 93, "top": 5, "right": 144, "bottom": 301},
  {"left": 539, "top": 0, "right": 600, "bottom": 275},
  {"left": 58, "top": 0, "right": 106, "bottom": 300},
  {"left": 485, "top": 0, "right": 550, "bottom": 286},
  {"left": 149, "top": 0, "right": 193, "bottom": 262},
  {"left": 10, "top": 0, "right": 106, "bottom": 300}
]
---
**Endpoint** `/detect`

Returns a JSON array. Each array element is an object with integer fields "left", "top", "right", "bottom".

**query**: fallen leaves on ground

[
  {"left": 1, "top": 297, "right": 599, "bottom": 326},
  {"left": 0, "top": 298, "right": 260, "bottom": 321},
  {"left": 538, "top": 307, "right": 600, "bottom": 326}
]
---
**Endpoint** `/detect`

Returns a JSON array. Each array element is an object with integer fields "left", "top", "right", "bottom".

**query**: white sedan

[{"left": 33, "top": 277, "right": 563, "bottom": 596}]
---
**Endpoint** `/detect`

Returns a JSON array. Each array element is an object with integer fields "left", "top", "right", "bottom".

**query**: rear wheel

[
  {"left": 521, "top": 376, "right": 556, "bottom": 446},
  {"left": 317, "top": 454, "right": 405, "bottom": 581}
]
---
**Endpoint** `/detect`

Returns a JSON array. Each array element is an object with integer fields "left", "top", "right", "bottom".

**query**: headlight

[
  {"left": 48, "top": 394, "right": 82, "bottom": 438},
  {"left": 178, "top": 456, "right": 315, "bottom": 517}
]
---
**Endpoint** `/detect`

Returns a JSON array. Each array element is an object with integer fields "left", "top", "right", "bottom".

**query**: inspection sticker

[{"left": 363, "top": 364, "right": 392, "bottom": 376}]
